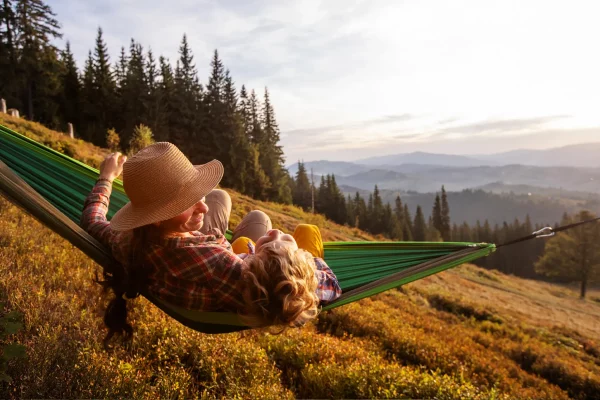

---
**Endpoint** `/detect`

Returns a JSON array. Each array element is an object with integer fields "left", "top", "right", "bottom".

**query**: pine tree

[
  {"left": 452, "top": 223, "right": 460, "bottom": 241},
  {"left": 413, "top": 206, "right": 426, "bottom": 241},
  {"left": 247, "top": 87, "right": 272, "bottom": 199},
  {"left": 260, "top": 87, "right": 290, "bottom": 203},
  {"left": 154, "top": 55, "right": 175, "bottom": 142},
  {"left": 80, "top": 50, "right": 96, "bottom": 141},
  {"left": 238, "top": 85, "right": 252, "bottom": 135},
  {"left": 474, "top": 220, "right": 482, "bottom": 242},
  {"left": 278, "top": 172, "right": 294, "bottom": 205},
  {"left": 144, "top": 48, "right": 163, "bottom": 139},
  {"left": 121, "top": 39, "right": 148, "bottom": 147},
  {"left": 427, "top": 226, "right": 442, "bottom": 241},
  {"left": 248, "top": 89, "right": 263, "bottom": 145},
  {"left": 355, "top": 192, "right": 368, "bottom": 232},
  {"left": 221, "top": 69, "right": 252, "bottom": 193},
  {"left": 440, "top": 185, "right": 451, "bottom": 241},
  {"left": 427, "top": 215, "right": 442, "bottom": 241},
  {"left": 317, "top": 174, "right": 346, "bottom": 223},
  {"left": 482, "top": 219, "right": 492, "bottom": 243},
  {"left": 394, "top": 195, "right": 404, "bottom": 222},
  {"left": 115, "top": 46, "right": 128, "bottom": 89},
  {"left": 111, "top": 45, "right": 128, "bottom": 134},
  {"left": 91, "top": 27, "right": 116, "bottom": 145},
  {"left": 59, "top": 41, "right": 80, "bottom": 132},
  {"left": 403, "top": 204, "right": 413, "bottom": 240},
  {"left": 0, "top": 0, "right": 19, "bottom": 107},
  {"left": 382, "top": 203, "right": 397, "bottom": 238},
  {"left": 346, "top": 194, "right": 355, "bottom": 227},
  {"left": 366, "top": 194, "right": 374, "bottom": 232},
  {"left": 393, "top": 195, "right": 404, "bottom": 240},
  {"left": 465, "top": 222, "right": 475, "bottom": 242},
  {"left": 329, "top": 175, "right": 347, "bottom": 224},
  {"left": 293, "top": 161, "right": 312, "bottom": 210},
  {"left": 432, "top": 193, "right": 443, "bottom": 237},
  {"left": 204, "top": 49, "right": 228, "bottom": 163},
  {"left": 146, "top": 49, "right": 157, "bottom": 92},
  {"left": 371, "top": 185, "right": 384, "bottom": 234},
  {"left": 248, "top": 144, "right": 271, "bottom": 200},
  {"left": 236, "top": 84, "right": 269, "bottom": 197},
  {"left": 316, "top": 175, "right": 327, "bottom": 215},
  {"left": 14, "top": 0, "right": 62, "bottom": 124},
  {"left": 172, "top": 34, "right": 203, "bottom": 157}
]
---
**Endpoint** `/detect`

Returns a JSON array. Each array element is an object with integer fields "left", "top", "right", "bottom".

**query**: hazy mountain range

[
  {"left": 287, "top": 142, "right": 600, "bottom": 225},
  {"left": 354, "top": 142, "right": 600, "bottom": 168},
  {"left": 288, "top": 142, "right": 600, "bottom": 194}
]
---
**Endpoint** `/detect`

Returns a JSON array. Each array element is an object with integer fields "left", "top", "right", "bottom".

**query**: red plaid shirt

[{"left": 81, "top": 181, "right": 342, "bottom": 312}]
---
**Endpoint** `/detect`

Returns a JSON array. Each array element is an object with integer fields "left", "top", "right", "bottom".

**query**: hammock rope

[{"left": 0, "top": 123, "right": 496, "bottom": 333}]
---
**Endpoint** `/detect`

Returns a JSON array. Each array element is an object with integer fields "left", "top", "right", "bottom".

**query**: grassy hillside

[{"left": 1, "top": 115, "right": 600, "bottom": 399}]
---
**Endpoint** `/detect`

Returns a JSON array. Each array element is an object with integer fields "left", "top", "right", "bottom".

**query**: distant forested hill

[{"left": 341, "top": 185, "right": 600, "bottom": 226}]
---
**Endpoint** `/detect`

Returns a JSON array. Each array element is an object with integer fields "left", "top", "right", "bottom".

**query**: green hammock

[{"left": 0, "top": 123, "right": 496, "bottom": 333}]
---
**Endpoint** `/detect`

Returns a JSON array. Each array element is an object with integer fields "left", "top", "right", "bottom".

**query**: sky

[{"left": 50, "top": 0, "right": 600, "bottom": 163}]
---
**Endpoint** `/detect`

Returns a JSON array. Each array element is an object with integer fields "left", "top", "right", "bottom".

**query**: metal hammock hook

[{"left": 532, "top": 226, "right": 555, "bottom": 238}]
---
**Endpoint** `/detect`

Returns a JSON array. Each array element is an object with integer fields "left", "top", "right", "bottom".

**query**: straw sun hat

[{"left": 109, "top": 142, "right": 224, "bottom": 231}]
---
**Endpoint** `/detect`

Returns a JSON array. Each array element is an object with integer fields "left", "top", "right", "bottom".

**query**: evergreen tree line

[
  {"left": 291, "top": 163, "right": 598, "bottom": 281},
  {"left": 0, "top": 0, "right": 291, "bottom": 203},
  {"left": 291, "top": 162, "right": 452, "bottom": 241}
]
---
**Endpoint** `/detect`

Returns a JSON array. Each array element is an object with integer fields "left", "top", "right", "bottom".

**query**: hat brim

[{"left": 109, "top": 159, "right": 224, "bottom": 231}]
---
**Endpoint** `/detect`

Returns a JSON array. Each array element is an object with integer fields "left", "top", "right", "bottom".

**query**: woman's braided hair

[{"left": 95, "top": 225, "right": 159, "bottom": 347}]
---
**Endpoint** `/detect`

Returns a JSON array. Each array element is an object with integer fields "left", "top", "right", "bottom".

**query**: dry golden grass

[{"left": 411, "top": 264, "right": 600, "bottom": 341}]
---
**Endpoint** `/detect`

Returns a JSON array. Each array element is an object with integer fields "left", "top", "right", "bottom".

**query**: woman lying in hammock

[{"left": 81, "top": 142, "right": 341, "bottom": 340}]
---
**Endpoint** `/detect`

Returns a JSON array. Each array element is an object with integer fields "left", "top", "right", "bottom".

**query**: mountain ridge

[{"left": 344, "top": 141, "right": 600, "bottom": 168}]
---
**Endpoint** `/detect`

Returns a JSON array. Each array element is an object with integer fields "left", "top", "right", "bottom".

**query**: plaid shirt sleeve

[
  {"left": 314, "top": 257, "right": 342, "bottom": 303},
  {"left": 146, "top": 241, "right": 247, "bottom": 311},
  {"left": 80, "top": 180, "right": 116, "bottom": 248}
]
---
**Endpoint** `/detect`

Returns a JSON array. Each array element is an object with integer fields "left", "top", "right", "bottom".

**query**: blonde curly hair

[{"left": 239, "top": 241, "right": 320, "bottom": 330}]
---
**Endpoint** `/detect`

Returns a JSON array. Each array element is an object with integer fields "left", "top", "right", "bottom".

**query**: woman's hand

[{"left": 99, "top": 152, "right": 127, "bottom": 182}]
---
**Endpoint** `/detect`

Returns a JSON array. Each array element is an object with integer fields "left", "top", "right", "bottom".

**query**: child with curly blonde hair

[{"left": 235, "top": 225, "right": 339, "bottom": 329}]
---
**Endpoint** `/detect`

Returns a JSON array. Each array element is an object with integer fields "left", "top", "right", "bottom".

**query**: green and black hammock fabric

[{"left": 0, "top": 124, "right": 496, "bottom": 333}]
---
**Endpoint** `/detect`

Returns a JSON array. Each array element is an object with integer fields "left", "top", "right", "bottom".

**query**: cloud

[
  {"left": 437, "top": 117, "right": 460, "bottom": 125},
  {"left": 392, "top": 133, "right": 428, "bottom": 140},
  {"left": 438, "top": 115, "right": 570, "bottom": 136},
  {"left": 365, "top": 114, "right": 414, "bottom": 125},
  {"left": 282, "top": 113, "right": 416, "bottom": 138}
]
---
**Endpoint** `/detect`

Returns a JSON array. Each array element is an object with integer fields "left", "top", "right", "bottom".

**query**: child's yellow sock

[
  {"left": 231, "top": 236, "right": 255, "bottom": 254},
  {"left": 293, "top": 224, "right": 324, "bottom": 258}
]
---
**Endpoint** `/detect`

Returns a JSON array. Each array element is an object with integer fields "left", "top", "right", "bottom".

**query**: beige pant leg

[
  {"left": 200, "top": 189, "right": 232, "bottom": 235},
  {"left": 232, "top": 210, "right": 272, "bottom": 243}
]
